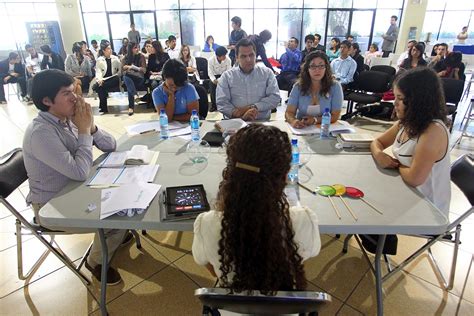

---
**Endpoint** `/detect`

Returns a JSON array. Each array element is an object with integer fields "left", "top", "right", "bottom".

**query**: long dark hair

[
  {"left": 125, "top": 42, "right": 139, "bottom": 65},
  {"left": 394, "top": 67, "right": 447, "bottom": 138},
  {"left": 151, "top": 40, "right": 165, "bottom": 60},
  {"left": 402, "top": 43, "right": 426, "bottom": 69},
  {"left": 330, "top": 37, "right": 340, "bottom": 52},
  {"left": 217, "top": 124, "right": 307, "bottom": 295},
  {"left": 298, "top": 51, "right": 334, "bottom": 96}
]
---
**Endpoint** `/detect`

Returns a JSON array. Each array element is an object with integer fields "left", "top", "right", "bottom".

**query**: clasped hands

[
  {"left": 291, "top": 116, "right": 316, "bottom": 128},
  {"left": 233, "top": 105, "right": 258, "bottom": 121},
  {"left": 71, "top": 96, "right": 96, "bottom": 135}
]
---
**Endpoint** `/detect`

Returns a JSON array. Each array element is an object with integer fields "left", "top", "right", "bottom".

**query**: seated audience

[
  {"left": 399, "top": 43, "right": 428, "bottom": 71},
  {"left": 331, "top": 40, "right": 357, "bottom": 88},
  {"left": 396, "top": 40, "right": 417, "bottom": 67},
  {"left": 40, "top": 44, "right": 65, "bottom": 71},
  {"left": 430, "top": 44, "right": 440, "bottom": 57},
  {"left": 428, "top": 43, "right": 448, "bottom": 68},
  {"left": 85, "top": 49, "right": 96, "bottom": 77},
  {"left": 146, "top": 40, "right": 170, "bottom": 90},
  {"left": 94, "top": 41, "right": 122, "bottom": 114},
  {"left": 217, "top": 38, "right": 280, "bottom": 121},
  {"left": 247, "top": 30, "right": 274, "bottom": 71},
  {"left": 371, "top": 67, "right": 450, "bottom": 216},
  {"left": 301, "top": 34, "right": 317, "bottom": 63},
  {"left": 23, "top": 69, "right": 128, "bottom": 284},
  {"left": 118, "top": 38, "right": 129, "bottom": 57},
  {"left": 179, "top": 44, "right": 200, "bottom": 83},
  {"left": 350, "top": 42, "right": 365, "bottom": 76},
  {"left": 326, "top": 37, "right": 341, "bottom": 62},
  {"left": 313, "top": 33, "right": 325, "bottom": 52},
  {"left": 192, "top": 124, "right": 321, "bottom": 291},
  {"left": 25, "top": 44, "right": 43, "bottom": 102},
  {"left": 285, "top": 51, "right": 342, "bottom": 128},
  {"left": 152, "top": 59, "right": 199, "bottom": 122},
  {"left": 346, "top": 34, "right": 354, "bottom": 43},
  {"left": 0, "top": 52, "right": 28, "bottom": 104},
  {"left": 203, "top": 35, "right": 219, "bottom": 52},
  {"left": 122, "top": 42, "right": 146, "bottom": 116},
  {"left": 90, "top": 39, "right": 98, "bottom": 59},
  {"left": 208, "top": 46, "right": 231, "bottom": 112},
  {"left": 166, "top": 35, "right": 179, "bottom": 59},
  {"left": 141, "top": 39, "right": 152, "bottom": 55},
  {"left": 364, "top": 43, "right": 381, "bottom": 67},
  {"left": 276, "top": 37, "right": 302, "bottom": 92},
  {"left": 435, "top": 51, "right": 466, "bottom": 81},
  {"left": 65, "top": 42, "right": 92, "bottom": 94}
]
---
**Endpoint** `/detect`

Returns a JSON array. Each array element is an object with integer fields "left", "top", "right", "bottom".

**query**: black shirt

[{"left": 105, "top": 58, "right": 112, "bottom": 77}]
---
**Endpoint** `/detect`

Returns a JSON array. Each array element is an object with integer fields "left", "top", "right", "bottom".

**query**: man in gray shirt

[
  {"left": 381, "top": 15, "right": 399, "bottom": 57},
  {"left": 23, "top": 69, "right": 127, "bottom": 285},
  {"left": 216, "top": 38, "right": 280, "bottom": 121},
  {"left": 127, "top": 23, "right": 141, "bottom": 46}
]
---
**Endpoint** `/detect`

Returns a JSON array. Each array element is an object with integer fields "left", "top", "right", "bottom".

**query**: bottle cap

[
  {"left": 291, "top": 139, "right": 298, "bottom": 145},
  {"left": 324, "top": 108, "right": 330, "bottom": 113},
  {"left": 192, "top": 109, "right": 197, "bottom": 115},
  {"left": 160, "top": 108, "right": 165, "bottom": 114}
]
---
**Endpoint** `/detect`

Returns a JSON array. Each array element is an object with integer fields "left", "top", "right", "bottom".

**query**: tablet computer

[{"left": 164, "top": 184, "right": 210, "bottom": 220}]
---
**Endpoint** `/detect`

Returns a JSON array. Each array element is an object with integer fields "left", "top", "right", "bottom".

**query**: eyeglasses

[{"left": 309, "top": 64, "right": 326, "bottom": 70}]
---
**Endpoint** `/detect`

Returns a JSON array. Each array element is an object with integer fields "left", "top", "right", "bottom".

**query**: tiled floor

[{"left": 1, "top": 85, "right": 473, "bottom": 315}]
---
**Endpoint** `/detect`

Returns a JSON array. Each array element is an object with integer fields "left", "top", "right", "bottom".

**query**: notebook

[
  {"left": 99, "top": 145, "right": 158, "bottom": 168},
  {"left": 214, "top": 118, "right": 248, "bottom": 133},
  {"left": 336, "top": 133, "right": 375, "bottom": 148}
]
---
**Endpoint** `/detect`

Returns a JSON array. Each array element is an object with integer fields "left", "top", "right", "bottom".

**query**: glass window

[
  {"left": 372, "top": 9, "right": 400, "bottom": 50},
  {"left": 131, "top": 0, "right": 155, "bottom": 10},
  {"left": 180, "top": 0, "right": 203, "bottom": 9},
  {"left": 326, "top": 9, "right": 350, "bottom": 46},
  {"left": 0, "top": 3, "right": 16, "bottom": 50},
  {"left": 438, "top": 11, "right": 471, "bottom": 43},
  {"left": 426, "top": 0, "right": 446, "bottom": 11},
  {"left": 279, "top": 0, "right": 304, "bottom": 8},
  {"left": 204, "top": 10, "right": 229, "bottom": 47},
  {"left": 446, "top": 0, "right": 474, "bottom": 10},
  {"left": 5, "top": 3, "right": 36, "bottom": 16},
  {"left": 83, "top": 13, "right": 110, "bottom": 44},
  {"left": 350, "top": 10, "right": 374, "bottom": 52},
  {"left": 180, "top": 10, "right": 205, "bottom": 46},
  {"left": 81, "top": 0, "right": 105, "bottom": 12},
  {"left": 34, "top": 3, "right": 59, "bottom": 20},
  {"left": 156, "top": 10, "right": 181, "bottom": 45},
  {"left": 204, "top": 0, "right": 228, "bottom": 9},
  {"left": 229, "top": 0, "right": 253, "bottom": 8},
  {"left": 105, "top": 0, "right": 129, "bottom": 11},
  {"left": 109, "top": 13, "right": 131, "bottom": 48},
  {"left": 254, "top": 9, "right": 278, "bottom": 58},
  {"left": 302, "top": 9, "right": 327, "bottom": 45},
  {"left": 155, "top": 0, "right": 179, "bottom": 10},
  {"left": 133, "top": 13, "right": 156, "bottom": 45},
  {"left": 421, "top": 11, "right": 443, "bottom": 42},
  {"left": 229, "top": 9, "right": 254, "bottom": 37},
  {"left": 376, "top": 0, "right": 403, "bottom": 9},
  {"left": 254, "top": 2, "right": 278, "bottom": 9},
  {"left": 304, "top": 0, "right": 328, "bottom": 8},
  {"left": 328, "top": 0, "right": 352, "bottom": 9},
  {"left": 277, "top": 9, "right": 303, "bottom": 58},
  {"left": 352, "top": 0, "right": 376, "bottom": 9}
]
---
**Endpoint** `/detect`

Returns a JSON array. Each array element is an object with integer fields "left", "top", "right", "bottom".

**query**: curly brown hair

[
  {"left": 297, "top": 50, "right": 335, "bottom": 97},
  {"left": 217, "top": 124, "right": 307, "bottom": 295},
  {"left": 394, "top": 67, "right": 447, "bottom": 138}
]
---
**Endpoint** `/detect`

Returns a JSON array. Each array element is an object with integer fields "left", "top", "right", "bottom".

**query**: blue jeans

[{"left": 123, "top": 74, "right": 144, "bottom": 109}]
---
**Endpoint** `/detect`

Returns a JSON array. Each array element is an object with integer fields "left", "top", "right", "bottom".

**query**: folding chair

[
  {"left": 441, "top": 78, "right": 464, "bottom": 132},
  {"left": 195, "top": 288, "right": 331, "bottom": 316},
  {"left": 342, "top": 154, "right": 474, "bottom": 291}
]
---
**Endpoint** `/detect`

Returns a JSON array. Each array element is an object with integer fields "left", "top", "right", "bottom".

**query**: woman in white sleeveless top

[{"left": 371, "top": 67, "right": 451, "bottom": 216}]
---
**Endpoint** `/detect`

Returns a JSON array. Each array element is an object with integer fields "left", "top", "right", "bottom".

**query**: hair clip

[{"left": 235, "top": 162, "right": 260, "bottom": 173}]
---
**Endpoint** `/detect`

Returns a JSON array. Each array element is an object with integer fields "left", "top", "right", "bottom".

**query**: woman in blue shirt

[
  {"left": 326, "top": 37, "right": 341, "bottom": 62},
  {"left": 203, "top": 35, "right": 220, "bottom": 52},
  {"left": 285, "top": 51, "right": 343, "bottom": 128},
  {"left": 152, "top": 59, "right": 199, "bottom": 122}
]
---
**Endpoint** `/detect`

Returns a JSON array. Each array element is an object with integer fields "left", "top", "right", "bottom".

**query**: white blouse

[{"left": 192, "top": 206, "right": 321, "bottom": 278}]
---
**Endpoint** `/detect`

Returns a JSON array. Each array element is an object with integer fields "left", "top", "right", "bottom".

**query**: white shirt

[
  {"left": 207, "top": 55, "right": 232, "bottom": 82},
  {"left": 192, "top": 206, "right": 321, "bottom": 278},
  {"left": 397, "top": 51, "right": 409, "bottom": 67},
  {"left": 167, "top": 47, "right": 180, "bottom": 59},
  {"left": 392, "top": 120, "right": 451, "bottom": 215},
  {"left": 26, "top": 53, "right": 44, "bottom": 74}
]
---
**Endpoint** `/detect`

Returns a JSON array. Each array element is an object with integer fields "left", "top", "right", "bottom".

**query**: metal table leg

[
  {"left": 98, "top": 229, "right": 109, "bottom": 316},
  {"left": 375, "top": 234, "right": 386, "bottom": 316}
]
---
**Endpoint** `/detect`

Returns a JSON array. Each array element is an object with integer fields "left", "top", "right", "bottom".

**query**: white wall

[
  {"left": 396, "top": 0, "right": 428, "bottom": 54},
  {"left": 55, "top": 0, "right": 85, "bottom": 54}
]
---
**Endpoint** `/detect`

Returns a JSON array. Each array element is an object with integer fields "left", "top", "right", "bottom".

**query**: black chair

[
  {"left": 343, "top": 70, "right": 391, "bottom": 116},
  {"left": 196, "top": 57, "right": 211, "bottom": 92},
  {"left": 370, "top": 65, "right": 396, "bottom": 86},
  {"left": 441, "top": 78, "right": 464, "bottom": 132},
  {"left": 195, "top": 288, "right": 331, "bottom": 316},
  {"left": 194, "top": 83, "right": 209, "bottom": 119}
]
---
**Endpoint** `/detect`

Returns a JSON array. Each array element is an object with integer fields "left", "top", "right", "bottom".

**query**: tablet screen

[{"left": 166, "top": 185, "right": 210, "bottom": 215}]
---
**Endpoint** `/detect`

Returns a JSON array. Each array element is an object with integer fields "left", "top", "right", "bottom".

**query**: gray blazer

[{"left": 382, "top": 24, "right": 399, "bottom": 52}]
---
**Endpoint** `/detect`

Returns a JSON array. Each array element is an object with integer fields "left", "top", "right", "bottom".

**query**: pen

[
  {"left": 297, "top": 182, "right": 316, "bottom": 195},
  {"left": 89, "top": 184, "right": 121, "bottom": 189},
  {"left": 140, "top": 129, "right": 157, "bottom": 135}
]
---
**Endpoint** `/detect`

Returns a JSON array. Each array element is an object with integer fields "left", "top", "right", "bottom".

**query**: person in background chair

[
  {"left": 122, "top": 42, "right": 146, "bottom": 116},
  {"left": 435, "top": 51, "right": 465, "bottom": 81},
  {"left": 313, "top": 33, "right": 325, "bottom": 52},
  {"left": 40, "top": 45, "right": 65, "bottom": 71},
  {"left": 24, "top": 44, "right": 43, "bottom": 102},
  {"left": 94, "top": 41, "right": 121, "bottom": 114},
  {"left": 23, "top": 69, "right": 129, "bottom": 285},
  {"left": 90, "top": 39, "right": 99, "bottom": 59},
  {"left": 203, "top": 35, "right": 220, "bottom": 52},
  {"left": 277, "top": 37, "right": 302, "bottom": 94},
  {"left": 399, "top": 43, "right": 427, "bottom": 71},
  {"left": 350, "top": 42, "right": 365, "bottom": 76},
  {"left": 331, "top": 40, "right": 357, "bottom": 89},
  {"left": 364, "top": 43, "right": 381, "bottom": 67},
  {"left": 65, "top": 42, "right": 92, "bottom": 95},
  {"left": 0, "top": 52, "right": 28, "bottom": 104},
  {"left": 326, "top": 37, "right": 341, "bottom": 62},
  {"left": 192, "top": 124, "right": 321, "bottom": 293},
  {"left": 397, "top": 40, "right": 417, "bottom": 67},
  {"left": 301, "top": 34, "right": 316, "bottom": 63},
  {"left": 217, "top": 38, "right": 280, "bottom": 121},
  {"left": 428, "top": 43, "right": 448, "bottom": 68},
  {"left": 146, "top": 40, "right": 170, "bottom": 91},
  {"left": 179, "top": 45, "right": 200, "bottom": 83},
  {"left": 208, "top": 46, "right": 231, "bottom": 112},
  {"left": 166, "top": 35, "right": 179, "bottom": 59},
  {"left": 118, "top": 38, "right": 129, "bottom": 57}
]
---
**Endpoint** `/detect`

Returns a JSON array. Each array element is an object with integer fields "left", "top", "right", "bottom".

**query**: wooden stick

[
  {"left": 361, "top": 198, "right": 384, "bottom": 215},
  {"left": 328, "top": 196, "right": 342, "bottom": 219},
  {"left": 339, "top": 196, "right": 358, "bottom": 221}
]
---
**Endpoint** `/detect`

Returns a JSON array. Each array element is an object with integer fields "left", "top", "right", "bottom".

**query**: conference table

[{"left": 39, "top": 120, "right": 448, "bottom": 316}]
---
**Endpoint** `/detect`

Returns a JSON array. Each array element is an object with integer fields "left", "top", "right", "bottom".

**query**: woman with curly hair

[
  {"left": 371, "top": 67, "right": 450, "bottom": 215},
  {"left": 285, "top": 51, "right": 343, "bottom": 128},
  {"left": 192, "top": 124, "right": 321, "bottom": 294}
]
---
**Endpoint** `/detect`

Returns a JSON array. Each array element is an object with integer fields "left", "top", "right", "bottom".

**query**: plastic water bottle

[
  {"left": 159, "top": 109, "right": 169, "bottom": 140},
  {"left": 320, "top": 108, "right": 331, "bottom": 139},
  {"left": 288, "top": 139, "right": 299, "bottom": 183},
  {"left": 190, "top": 109, "right": 200, "bottom": 142}
]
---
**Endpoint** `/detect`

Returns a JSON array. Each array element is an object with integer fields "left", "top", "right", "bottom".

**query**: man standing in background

[
  {"left": 128, "top": 23, "right": 141, "bottom": 47},
  {"left": 381, "top": 16, "right": 399, "bottom": 57},
  {"left": 228, "top": 16, "right": 247, "bottom": 65}
]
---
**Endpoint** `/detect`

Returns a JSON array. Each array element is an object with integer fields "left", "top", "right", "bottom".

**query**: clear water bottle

[
  {"left": 159, "top": 109, "right": 169, "bottom": 140},
  {"left": 288, "top": 138, "right": 299, "bottom": 183},
  {"left": 190, "top": 109, "right": 200, "bottom": 142},
  {"left": 320, "top": 107, "right": 331, "bottom": 139}
]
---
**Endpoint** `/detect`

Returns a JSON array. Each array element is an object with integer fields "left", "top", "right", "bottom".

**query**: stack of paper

[
  {"left": 336, "top": 133, "right": 375, "bottom": 148},
  {"left": 214, "top": 118, "right": 248, "bottom": 133},
  {"left": 287, "top": 121, "right": 355, "bottom": 136},
  {"left": 99, "top": 145, "right": 159, "bottom": 168},
  {"left": 88, "top": 165, "right": 159, "bottom": 186}
]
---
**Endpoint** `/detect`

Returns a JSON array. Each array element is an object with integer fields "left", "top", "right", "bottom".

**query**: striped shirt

[{"left": 23, "top": 111, "right": 116, "bottom": 204}]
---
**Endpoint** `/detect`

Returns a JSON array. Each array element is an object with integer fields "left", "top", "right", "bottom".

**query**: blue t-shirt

[
  {"left": 287, "top": 81, "right": 343, "bottom": 120},
  {"left": 152, "top": 82, "right": 199, "bottom": 116}
]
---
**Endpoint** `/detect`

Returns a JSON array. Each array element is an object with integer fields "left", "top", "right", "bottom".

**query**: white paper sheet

[
  {"left": 287, "top": 121, "right": 355, "bottom": 136},
  {"left": 88, "top": 165, "right": 159, "bottom": 186},
  {"left": 126, "top": 121, "right": 189, "bottom": 135}
]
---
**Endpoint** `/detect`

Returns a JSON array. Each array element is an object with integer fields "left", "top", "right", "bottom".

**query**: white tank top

[{"left": 392, "top": 120, "right": 451, "bottom": 215}]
